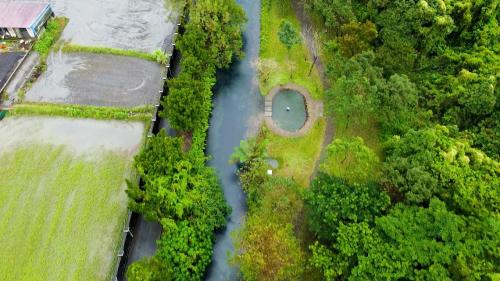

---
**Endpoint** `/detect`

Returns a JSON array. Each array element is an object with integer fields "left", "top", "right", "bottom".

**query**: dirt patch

[{"left": 25, "top": 52, "right": 163, "bottom": 107}]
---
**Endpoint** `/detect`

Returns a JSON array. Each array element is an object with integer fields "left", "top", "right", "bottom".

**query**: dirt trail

[{"left": 291, "top": 0, "right": 335, "bottom": 181}]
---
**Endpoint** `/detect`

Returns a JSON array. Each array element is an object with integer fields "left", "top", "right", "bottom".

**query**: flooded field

[
  {"left": 3, "top": 0, "right": 180, "bottom": 52},
  {"left": 25, "top": 52, "right": 162, "bottom": 107},
  {"left": 55, "top": 0, "right": 179, "bottom": 52},
  {"left": 0, "top": 117, "right": 144, "bottom": 156},
  {"left": 0, "top": 117, "right": 143, "bottom": 281}
]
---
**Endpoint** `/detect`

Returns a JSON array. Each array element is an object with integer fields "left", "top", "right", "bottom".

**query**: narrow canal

[{"left": 205, "top": 0, "right": 262, "bottom": 280}]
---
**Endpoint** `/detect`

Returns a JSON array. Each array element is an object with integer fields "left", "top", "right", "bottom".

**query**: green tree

[
  {"left": 321, "top": 137, "right": 380, "bottom": 183},
  {"left": 233, "top": 216, "right": 305, "bottom": 281},
  {"left": 161, "top": 72, "right": 212, "bottom": 132},
  {"left": 311, "top": 199, "right": 500, "bottom": 281},
  {"left": 187, "top": 0, "right": 247, "bottom": 69},
  {"left": 126, "top": 257, "right": 172, "bottom": 281},
  {"left": 382, "top": 125, "right": 500, "bottom": 215},
  {"left": 376, "top": 74, "right": 421, "bottom": 136},
  {"left": 278, "top": 20, "right": 301, "bottom": 51},
  {"left": 337, "top": 21, "right": 377, "bottom": 57},
  {"left": 326, "top": 51, "right": 384, "bottom": 128},
  {"left": 127, "top": 132, "right": 229, "bottom": 230},
  {"left": 155, "top": 221, "right": 213, "bottom": 281},
  {"left": 306, "top": 172, "right": 390, "bottom": 242},
  {"left": 278, "top": 20, "right": 301, "bottom": 77}
]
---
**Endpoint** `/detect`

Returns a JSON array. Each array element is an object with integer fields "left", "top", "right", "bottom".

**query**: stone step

[{"left": 264, "top": 111, "right": 272, "bottom": 117}]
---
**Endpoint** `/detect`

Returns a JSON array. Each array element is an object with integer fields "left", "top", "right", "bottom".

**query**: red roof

[{"left": 0, "top": 2, "right": 49, "bottom": 28}]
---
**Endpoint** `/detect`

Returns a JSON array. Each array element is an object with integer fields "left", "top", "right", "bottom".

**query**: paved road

[{"left": 0, "top": 52, "right": 24, "bottom": 92}]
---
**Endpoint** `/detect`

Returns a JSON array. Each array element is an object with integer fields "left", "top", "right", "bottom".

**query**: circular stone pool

[{"left": 272, "top": 90, "right": 307, "bottom": 132}]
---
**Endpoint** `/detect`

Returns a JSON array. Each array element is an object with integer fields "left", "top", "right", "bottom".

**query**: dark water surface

[{"left": 205, "top": 0, "right": 262, "bottom": 280}]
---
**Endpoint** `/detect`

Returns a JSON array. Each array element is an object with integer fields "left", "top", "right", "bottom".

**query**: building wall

[{"left": 30, "top": 5, "right": 53, "bottom": 37}]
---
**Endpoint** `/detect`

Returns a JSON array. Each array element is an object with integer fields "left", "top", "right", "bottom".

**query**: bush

[{"left": 33, "top": 17, "right": 68, "bottom": 59}]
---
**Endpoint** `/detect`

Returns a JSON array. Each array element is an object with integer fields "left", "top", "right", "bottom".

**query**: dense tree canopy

[
  {"left": 126, "top": 131, "right": 229, "bottom": 281},
  {"left": 311, "top": 0, "right": 499, "bottom": 158},
  {"left": 306, "top": 173, "right": 390, "bottom": 241},
  {"left": 382, "top": 125, "right": 499, "bottom": 215},
  {"left": 310, "top": 199, "right": 499, "bottom": 281},
  {"left": 305, "top": 0, "right": 500, "bottom": 280},
  {"left": 187, "top": 0, "right": 246, "bottom": 69}
]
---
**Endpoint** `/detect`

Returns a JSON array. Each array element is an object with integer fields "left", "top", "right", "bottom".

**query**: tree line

[
  {"left": 125, "top": 0, "right": 247, "bottom": 280},
  {"left": 306, "top": 0, "right": 499, "bottom": 280}
]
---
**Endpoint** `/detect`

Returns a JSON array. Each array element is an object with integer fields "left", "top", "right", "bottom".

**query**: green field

[
  {"left": 0, "top": 145, "right": 129, "bottom": 281},
  {"left": 0, "top": 117, "right": 143, "bottom": 281}
]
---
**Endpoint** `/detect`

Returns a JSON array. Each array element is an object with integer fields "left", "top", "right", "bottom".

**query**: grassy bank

[
  {"left": 266, "top": 118, "right": 326, "bottom": 187},
  {"left": 61, "top": 44, "right": 168, "bottom": 64},
  {"left": 9, "top": 103, "right": 153, "bottom": 122},
  {"left": 260, "top": 0, "right": 323, "bottom": 99},
  {"left": 0, "top": 144, "right": 130, "bottom": 281},
  {"left": 33, "top": 17, "right": 69, "bottom": 60}
]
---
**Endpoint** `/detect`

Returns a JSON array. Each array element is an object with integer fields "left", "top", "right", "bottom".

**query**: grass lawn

[
  {"left": 266, "top": 118, "right": 326, "bottom": 187},
  {"left": 0, "top": 145, "right": 129, "bottom": 281},
  {"left": 260, "top": 0, "right": 323, "bottom": 99}
]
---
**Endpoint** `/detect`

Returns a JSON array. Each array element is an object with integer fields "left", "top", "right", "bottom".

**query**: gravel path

[{"left": 291, "top": 0, "right": 335, "bottom": 181}]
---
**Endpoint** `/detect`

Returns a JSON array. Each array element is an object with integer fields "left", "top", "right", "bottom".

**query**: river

[{"left": 204, "top": 0, "right": 262, "bottom": 280}]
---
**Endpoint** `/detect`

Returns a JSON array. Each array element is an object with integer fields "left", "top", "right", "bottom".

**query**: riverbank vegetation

[
  {"left": 234, "top": 0, "right": 499, "bottom": 280},
  {"left": 125, "top": 0, "right": 247, "bottom": 280},
  {"left": 0, "top": 143, "right": 132, "bottom": 281}
]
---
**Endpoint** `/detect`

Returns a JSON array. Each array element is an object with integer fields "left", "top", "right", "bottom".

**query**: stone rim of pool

[{"left": 264, "top": 83, "right": 319, "bottom": 137}]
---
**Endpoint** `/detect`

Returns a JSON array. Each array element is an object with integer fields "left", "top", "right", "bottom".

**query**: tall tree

[
  {"left": 233, "top": 216, "right": 305, "bottom": 281},
  {"left": 187, "top": 0, "right": 247, "bottom": 69},
  {"left": 161, "top": 72, "right": 212, "bottom": 132},
  {"left": 278, "top": 19, "right": 301, "bottom": 77}
]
